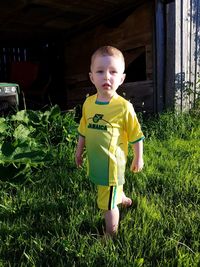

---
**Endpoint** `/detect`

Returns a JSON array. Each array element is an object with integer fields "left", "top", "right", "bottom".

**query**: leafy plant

[{"left": 0, "top": 105, "right": 78, "bottom": 180}]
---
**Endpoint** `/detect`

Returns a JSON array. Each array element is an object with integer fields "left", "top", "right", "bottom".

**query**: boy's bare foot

[{"left": 122, "top": 192, "right": 132, "bottom": 208}]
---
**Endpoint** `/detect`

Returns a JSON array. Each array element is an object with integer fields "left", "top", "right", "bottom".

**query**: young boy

[{"left": 75, "top": 46, "right": 144, "bottom": 236}]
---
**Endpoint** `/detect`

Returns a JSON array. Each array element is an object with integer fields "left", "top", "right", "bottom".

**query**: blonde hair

[{"left": 90, "top": 45, "right": 125, "bottom": 71}]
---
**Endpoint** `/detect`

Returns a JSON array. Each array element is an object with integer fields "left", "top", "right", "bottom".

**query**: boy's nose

[{"left": 104, "top": 71, "right": 110, "bottom": 79}]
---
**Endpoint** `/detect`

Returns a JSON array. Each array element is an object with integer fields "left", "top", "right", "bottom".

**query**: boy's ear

[
  {"left": 89, "top": 72, "right": 94, "bottom": 84},
  {"left": 120, "top": 73, "right": 126, "bottom": 85}
]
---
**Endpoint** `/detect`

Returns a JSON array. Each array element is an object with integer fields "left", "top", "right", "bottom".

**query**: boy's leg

[
  {"left": 104, "top": 207, "right": 119, "bottom": 236},
  {"left": 97, "top": 185, "right": 122, "bottom": 236}
]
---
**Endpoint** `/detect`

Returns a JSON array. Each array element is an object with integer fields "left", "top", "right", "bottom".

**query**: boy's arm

[
  {"left": 130, "top": 140, "right": 144, "bottom": 173},
  {"left": 75, "top": 135, "right": 85, "bottom": 167}
]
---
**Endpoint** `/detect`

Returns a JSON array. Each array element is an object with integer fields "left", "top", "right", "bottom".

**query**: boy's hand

[
  {"left": 75, "top": 135, "right": 85, "bottom": 168},
  {"left": 130, "top": 157, "right": 144, "bottom": 173},
  {"left": 75, "top": 152, "right": 83, "bottom": 167},
  {"left": 131, "top": 140, "right": 144, "bottom": 173}
]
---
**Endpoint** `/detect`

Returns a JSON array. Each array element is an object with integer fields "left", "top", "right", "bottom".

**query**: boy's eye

[
  {"left": 96, "top": 70, "right": 103, "bottom": 73},
  {"left": 111, "top": 70, "right": 117, "bottom": 74}
]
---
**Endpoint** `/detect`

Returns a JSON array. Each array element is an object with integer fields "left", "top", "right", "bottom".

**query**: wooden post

[
  {"left": 165, "top": 1, "right": 175, "bottom": 110},
  {"left": 154, "top": 0, "right": 165, "bottom": 112}
]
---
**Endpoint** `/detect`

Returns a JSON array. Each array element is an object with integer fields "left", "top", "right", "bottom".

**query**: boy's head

[
  {"left": 90, "top": 46, "right": 125, "bottom": 72},
  {"left": 89, "top": 46, "right": 126, "bottom": 101}
]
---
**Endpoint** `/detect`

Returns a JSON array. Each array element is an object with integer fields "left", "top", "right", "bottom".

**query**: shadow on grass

[
  {"left": 0, "top": 164, "right": 27, "bottom": 183},
  {"left": 79, "top": 217, "right": 104, "bottom": 237}
]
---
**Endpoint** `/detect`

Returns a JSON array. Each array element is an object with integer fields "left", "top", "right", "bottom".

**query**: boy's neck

[{"left": 96, "top": 92, "right": 116, "bottom": 102}]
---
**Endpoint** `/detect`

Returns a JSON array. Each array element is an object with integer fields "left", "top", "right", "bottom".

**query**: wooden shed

[{"left": 0, "top": 0, "right": 176, "bottom": 113}]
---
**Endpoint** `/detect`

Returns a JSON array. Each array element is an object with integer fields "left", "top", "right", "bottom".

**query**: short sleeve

[
  {"left": 124, "top": 102, "right": 144, "bottom": 143},
  {"left": 78, "top": 101, "right": 86, "bottom": 137}
]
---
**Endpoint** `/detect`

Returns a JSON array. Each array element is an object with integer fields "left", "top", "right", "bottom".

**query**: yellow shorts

[{"left": 97, "top": 185, "right": 123, "bottom": 210}]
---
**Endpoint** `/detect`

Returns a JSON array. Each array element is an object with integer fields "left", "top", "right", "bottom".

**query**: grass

[{"left": 0, "top": 110, "right": 200, "bottom": 266}]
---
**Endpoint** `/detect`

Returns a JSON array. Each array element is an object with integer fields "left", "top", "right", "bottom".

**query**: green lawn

[{"left": 0, "top": 109, "right": 199, "bottom": 266}]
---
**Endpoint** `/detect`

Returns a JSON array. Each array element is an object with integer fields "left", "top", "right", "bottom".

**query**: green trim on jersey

[
  {"left": 130, "top": 136, "right": 145, "bottom": 144},
  {"left": 95, "top": 100, "right": 110, "bottom": 105}
]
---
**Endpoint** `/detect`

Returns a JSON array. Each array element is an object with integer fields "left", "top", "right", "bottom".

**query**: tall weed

[{"left": 141, "top": 111, "right": 197, "bottom": 140}]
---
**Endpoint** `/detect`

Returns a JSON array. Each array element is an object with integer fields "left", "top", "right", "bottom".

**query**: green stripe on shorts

[{"left": 112, "top": 186, "right": 117, "bottom": 209}]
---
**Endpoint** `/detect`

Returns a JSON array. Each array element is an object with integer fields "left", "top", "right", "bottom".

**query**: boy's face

[{"left": 89, "top": 55, "right": 126, "bottom": 101}]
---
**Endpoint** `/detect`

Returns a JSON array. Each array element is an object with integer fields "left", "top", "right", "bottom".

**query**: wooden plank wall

[
  {"left": 175, "top": 0, "right": 200, "bottom": 111},
  {"left": 64, "top": 1, "right": 154, "bottom": 113}
]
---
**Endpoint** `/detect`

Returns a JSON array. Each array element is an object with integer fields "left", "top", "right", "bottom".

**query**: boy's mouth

[{"left": 102, "top": 83, "right": 111, "bottom": 88}]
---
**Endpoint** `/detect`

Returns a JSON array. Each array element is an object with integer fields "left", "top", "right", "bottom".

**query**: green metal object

[{"left": 0, "top": 83, "right": 20, "bottom": 110}]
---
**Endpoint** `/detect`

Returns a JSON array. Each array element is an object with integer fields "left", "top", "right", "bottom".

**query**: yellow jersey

[{"left": 78, "top": 93, "right": 144, "bottom": 186}]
